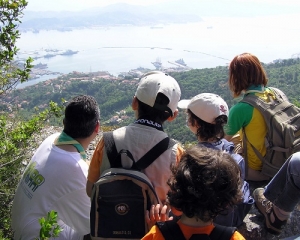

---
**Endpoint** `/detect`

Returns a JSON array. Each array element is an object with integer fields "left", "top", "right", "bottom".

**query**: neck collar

[
  {"left": 134, "top": 118, "right": 164, "bottom": 131},
  {"left": 54, "top": 131, "right": 86, "bottom": 160},
  {"left": 235, "top": 85, "right": 265, "bottom": 102}
]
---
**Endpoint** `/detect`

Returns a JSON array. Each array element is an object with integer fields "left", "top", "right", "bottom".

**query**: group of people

[{"left": 11, "top": 52, "right": 300, "bottom": 239}]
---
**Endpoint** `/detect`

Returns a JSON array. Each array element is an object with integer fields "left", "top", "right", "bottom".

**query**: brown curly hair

[
  {"left": 228, "top": 52, "right": 268, "bottom": 97},
  {"left": 167, "top": 145, "right": 242, "bottom": 222}
]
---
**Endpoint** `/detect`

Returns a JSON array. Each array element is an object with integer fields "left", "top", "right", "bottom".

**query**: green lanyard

[{"left": 54, "top": 131, "right": 86, "bottom": 160}]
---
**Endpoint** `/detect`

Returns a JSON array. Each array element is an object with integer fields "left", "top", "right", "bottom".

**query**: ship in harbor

[
  {"left": 175, "top": 58, "right": 187, "bottom": 66},
  {"left": 44, "top": 53, "right": 56, "bottom": 58},
  {"left": 33, "top": 62, "right": 48, "bottom": 69},
  {"left": 60, "top": 49, "right": 79, "bottom": 56},
  {"left": 151, "top": 58, "right": 162, "bottom": 70}
]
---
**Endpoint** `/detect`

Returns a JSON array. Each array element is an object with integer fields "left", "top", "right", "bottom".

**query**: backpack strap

[
  {"left": 220, "top": 139, "right": 235, "bottom": 153},
  {"left": 156, "top": 220, "right": 185, "bottom": 240},
  {"left": 103, "top": 131, "right": 177, "bottom": 170},
  {"left": 157, "top": 220, "right": 236, "bottom": 240},
  {"left": 135, "top": 137, "right": 171, "bottom": 170},
  {"left": 209, "top": 224, "right": 236, "bottom": 240},
  {"left": 103, "top": 131, "right": 122, "bottom": 168}
]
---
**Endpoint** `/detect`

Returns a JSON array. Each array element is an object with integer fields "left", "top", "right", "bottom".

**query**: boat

[
  {"left": 175, "top": 59, "right": 187, "bottom": 66},
  {"left": 44, "top": 53, "right": 56, "bottom": 58},
  {"left": 60, "top": 50, "right": 79, "bottom": 56},
  {"left": 33, "top": 62, "right": 48, "bottom": 69},
  {"left": 151, "top": 58, "right": 162, "bottom": 70}
]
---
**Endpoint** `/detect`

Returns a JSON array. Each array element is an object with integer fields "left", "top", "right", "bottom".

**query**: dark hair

[
  {"left": 187, "top": 109, "right": 227, "bottom": 141},
  {"left": 229, "top": 52, "right": 268, "bottom": 97},
  {"left": 63, "top": 95, "right": 100, "bottom": 138},
  {"left": 167, "top": 146, "right": 242, "bottom": 222},
  {"left": 137, "top": 93, "right": 171, "bottom": 123}
]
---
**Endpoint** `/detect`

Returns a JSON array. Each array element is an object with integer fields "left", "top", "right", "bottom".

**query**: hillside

[{"left": 2, "top": 57, "right": 300, "bottom": 144}]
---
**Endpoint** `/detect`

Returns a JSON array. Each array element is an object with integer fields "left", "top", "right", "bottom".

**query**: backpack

[
  {"left": 156, "top": 219, "right": 236, "bottom": 240},
  {"left": 241, "top": 87, "right": 300, "bottom": 177},
  {"left": 200, "top": 140, "right": 254, "bottom": 227},
  {"left": 90, "top": 131, "right": 177, "bottom": 240}
]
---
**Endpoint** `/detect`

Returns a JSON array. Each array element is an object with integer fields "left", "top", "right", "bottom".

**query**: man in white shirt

[{"left": 12, "top": 95, "right": 100, "bottom": 240}]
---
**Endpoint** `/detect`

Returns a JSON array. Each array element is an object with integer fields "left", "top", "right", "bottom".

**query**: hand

[{"left": 145, "top": 204, "right": 173, "bottom": 230}]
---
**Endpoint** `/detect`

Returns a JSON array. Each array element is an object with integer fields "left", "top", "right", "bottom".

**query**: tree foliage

[
  {"left": 0, "top": 0, "right": 33, "bottom": 95},
  {"left": 0, "top": 1, "right": 63, "bottom": 239},
  {"left": 5, "top": 58, "right": 300, "bottom": 145},
  {"left": 36, "top": 210, "right": 63, "bottom": 240}
]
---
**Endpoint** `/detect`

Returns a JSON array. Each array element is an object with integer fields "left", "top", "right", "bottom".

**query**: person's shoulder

[
  {"left": 231, "top": 230, "right": 246, "bottom": 240},
  {"left": 230, "top": 101, "right": 254, "bottom": 116},
  {"left": 233, "top": 101, "right": 254, "bottom": 110},
  {"left": 142, "top": 224, "right": 163, "bottom": 240},
  {"left": 45, "top": 132, "right": 61, "bottom": 142}
]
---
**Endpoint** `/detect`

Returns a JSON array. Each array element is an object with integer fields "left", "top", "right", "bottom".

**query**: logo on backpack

[{"left": 115, "top": 203, "right": 130, "bottom": 215}]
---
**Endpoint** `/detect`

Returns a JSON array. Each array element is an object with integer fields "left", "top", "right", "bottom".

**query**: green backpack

[{"left": 241, "top": 87, "right": 300, "bottom": 177}]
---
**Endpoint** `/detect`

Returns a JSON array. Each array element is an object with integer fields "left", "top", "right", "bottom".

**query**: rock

[{"left": 238, "top": 181, "right": 300, "bottom": 239}]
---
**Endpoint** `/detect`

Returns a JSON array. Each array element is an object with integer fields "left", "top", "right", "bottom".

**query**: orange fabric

[
  {"left": 87, "top": 138, "right": 104, "bottom": 183},
  {"left": 142, "top": 221, "right": 245, "bottom": 240}
]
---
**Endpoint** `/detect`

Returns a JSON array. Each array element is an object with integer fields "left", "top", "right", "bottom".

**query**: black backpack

[
  {"left": 90, "top": 131, "right": 177, "bottom": 240},
  {"left": 156, "top": 219, "right": 236, "bottom": 240}
]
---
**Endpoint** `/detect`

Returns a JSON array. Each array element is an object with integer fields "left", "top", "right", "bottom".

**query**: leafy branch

[{"left": 36, "top": 210, "right": 63, "bottom": 240}]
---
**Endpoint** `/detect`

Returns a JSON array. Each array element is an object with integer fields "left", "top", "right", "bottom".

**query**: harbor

[
  {"left": 19, "top": 48, "right": 79, "bottom": 61},
  {"left": 29, "top": 62, "right": 62, "bottom": 80},
  {"left": 151, "top": 58, "right": 193, "bottom": 72}
]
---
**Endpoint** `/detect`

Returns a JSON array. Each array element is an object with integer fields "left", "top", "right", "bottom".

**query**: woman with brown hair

[{"left": 225, "top": 52, "right": 285, "bottom": 181}]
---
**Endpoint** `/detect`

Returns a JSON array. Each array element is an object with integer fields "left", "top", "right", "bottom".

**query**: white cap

[
  {"left": 135, "top": 71, "right": 181, "bottom": 116},
  {"left": 178, "top": 93, "right": 228, "bottom": 124}
]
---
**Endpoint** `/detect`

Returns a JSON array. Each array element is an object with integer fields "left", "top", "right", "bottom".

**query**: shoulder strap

[
  {"left": 135, "top": 137, "right": 172, "bottom": 170},
  {"left": 103, "top": 131, "right": 122, "bottom": 168},
  {"left": 209, "top": 224, "right": 236, "bottom": 240},
  {"left": 156, "top": 220, "right": 185, "bottom": 240},
  {"left": 157, "top": 221, "right": 236, "bottom": 240},
  {"left": 221, "top": 139, "right": 234, "bottom": 153},
  {"left": 103, "top": 131, "right": 177, "bottom": 170}
]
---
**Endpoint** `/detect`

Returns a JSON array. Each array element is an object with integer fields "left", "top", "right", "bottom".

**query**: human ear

[
  {"left": 95, "top": 121, "right": 100, "bottom": 133},
  {"left": 131, "top": 96, "right": 138, "bottom": 110},
  {"left": 167, "top": 109, "right": 178, "bottom": 122}
]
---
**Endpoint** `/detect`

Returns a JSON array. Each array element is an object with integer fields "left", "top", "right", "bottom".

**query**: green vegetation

[
  {"left": 36, "top": 210, "right": 63, "bottom": 240},
  {"left": 1, "top": 1, "right": 300, "bottom": 239},
  {"left": 7, "top": 59, "right": 300, "bottom": 143},
  {"left": 0, "top": 1, "right": 63, "bottom": 239},
  {"left": 0, "top": 0, "right": 33, "bottom": 94}
]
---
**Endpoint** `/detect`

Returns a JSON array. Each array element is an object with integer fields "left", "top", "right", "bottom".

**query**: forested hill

[{"left": 3, "top": 57, "right": 300, "bottom": 144}]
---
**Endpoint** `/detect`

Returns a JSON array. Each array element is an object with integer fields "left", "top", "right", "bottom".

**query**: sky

[
  {"left": 25, "top": 0, "right": 300, "bottom": 13},
  {"left": 25, "top": 0, "right": 171, "bottom": 11}
]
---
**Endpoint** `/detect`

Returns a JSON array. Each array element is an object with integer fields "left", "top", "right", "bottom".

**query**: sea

[{"left": 16, "top": 15, "right": 300, "bottom": 88}]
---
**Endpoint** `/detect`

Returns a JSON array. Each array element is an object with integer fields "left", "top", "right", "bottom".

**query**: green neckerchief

[
  {"left": 234, "top": 84, "right": 265, "bottom": 102},
  {"left": 54, "top": 131, "right": 86, "bottom": 160}
]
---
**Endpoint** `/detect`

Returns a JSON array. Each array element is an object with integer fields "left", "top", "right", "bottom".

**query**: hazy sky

[
  {"left": 26, "top": 0, "right": 300, "bottom": 13},
  {"left": 26, "top": 0, "right": 170, "bottom": 11}
]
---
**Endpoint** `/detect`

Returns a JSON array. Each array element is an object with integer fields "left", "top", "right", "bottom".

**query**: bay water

[{"left": 16, "top": 16, "right": 300, "bottom": 88}]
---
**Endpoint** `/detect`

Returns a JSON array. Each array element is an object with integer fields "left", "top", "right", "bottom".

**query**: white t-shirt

[{"left": 12, "top": 133, "right": 90, "bottom": 240}]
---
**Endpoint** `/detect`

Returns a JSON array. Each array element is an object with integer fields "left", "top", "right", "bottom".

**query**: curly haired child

[{"left": 142, "top": 145, "right": 245, "bottom": 240}]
